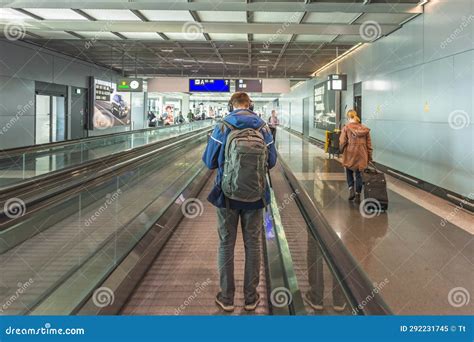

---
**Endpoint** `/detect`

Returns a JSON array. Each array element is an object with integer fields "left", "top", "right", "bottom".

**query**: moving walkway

[{"left": 0, "top": 125, "right": 391, "bottom": 316}]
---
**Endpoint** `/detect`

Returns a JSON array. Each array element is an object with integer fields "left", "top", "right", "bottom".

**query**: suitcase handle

[{"left": 365, "top": 162, "right": 380, "bottom": 174}]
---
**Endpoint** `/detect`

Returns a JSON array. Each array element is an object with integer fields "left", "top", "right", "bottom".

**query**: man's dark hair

[{"left": 229, "top": 92, "right": 251, "bottom": 108}]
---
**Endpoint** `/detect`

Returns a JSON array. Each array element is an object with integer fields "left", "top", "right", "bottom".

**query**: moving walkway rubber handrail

[
  {"left": 263, "top": 183, "right": 306, "bottom": 315},
  {"left": 277, "top": 155, "right": 393, "bottom": 315},
  {"left": 0, "top": 128, "right": 213, "bottom": 232},
  {"left": 0, "top": 120, "right": 214, "bottom": 156}
]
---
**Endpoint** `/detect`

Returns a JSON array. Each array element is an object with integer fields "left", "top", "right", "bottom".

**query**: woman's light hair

[{"left": 347, "top": 109, "right": 361, "bottom": 123}]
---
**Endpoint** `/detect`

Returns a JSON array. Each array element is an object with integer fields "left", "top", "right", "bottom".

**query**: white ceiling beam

[
  {"left": 3, "top": 2, "right": 423, "bottom": 14},
  {"left": 11, "top": 21, "right": 399, "bottom": 36}
]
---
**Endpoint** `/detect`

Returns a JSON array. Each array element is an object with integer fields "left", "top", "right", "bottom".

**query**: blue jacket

[{"left": 202, "top": 109, "right": 277, "bottom": 209}]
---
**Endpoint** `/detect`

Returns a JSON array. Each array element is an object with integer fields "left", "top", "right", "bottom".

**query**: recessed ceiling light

[
  {"left": 258, "top": 65, "right": 267, "bottom": 68},
  {"left": 260, "top": 50, "right": 272, "bottom": 54},
  {"left": 174, "top": 58, "right": 184, "bottom": 61},
  {"left": 259, "top": 59, "right": 269, "bottom": 62},
  {"left": 161, "top": 49, "right": 173, "bottom": 53}
]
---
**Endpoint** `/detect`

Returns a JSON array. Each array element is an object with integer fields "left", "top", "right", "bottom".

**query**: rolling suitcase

[{"left": 362, "top": 164, "right": 388, "bottom": 211}]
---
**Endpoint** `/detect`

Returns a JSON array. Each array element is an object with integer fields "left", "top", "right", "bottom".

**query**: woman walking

[{"left": 339, "top": 110, "right": 373, "bottom": 201}]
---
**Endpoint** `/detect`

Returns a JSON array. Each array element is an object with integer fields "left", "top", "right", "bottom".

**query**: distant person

[
  {"left": 147, "top": 111, "right": 157, "bottom": 127},
  {"left": 187, "top": 110, "right": 194, "bottom": 122},
  {"left": 176, "top": 111, "right": 185, "bottom": 124},
  {"left": 201, "top": 112, "right": 205, "bottom": 120},
  {"left": 339, "top": 110, "right": 373, "bottom": 201},
  {"left": 202, "top": 92, "right": 277, "bottom": 312},
  {"left": 268, "top": 110, "right": 280, "bottom": 139},
  {"left": 164, "top": 105, "right": 174, "bottom": 125}
]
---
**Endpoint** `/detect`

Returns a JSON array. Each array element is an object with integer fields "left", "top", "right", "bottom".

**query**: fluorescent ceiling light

[
  {"left": 260, "top": 50, "right": 272, "bottom": 54},
  {"left": 161, "top": 49, "right": 174, "bottom": 53},
  {"left": 311, "top": 43, "right": 364, "bottom": 77}
]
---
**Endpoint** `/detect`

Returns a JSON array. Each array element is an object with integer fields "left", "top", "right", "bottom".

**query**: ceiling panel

[
  {"left": 165, "top": 32, "right": 206, "bottom": 41},
  {"left": 0, "top": 8, "right": 35, "bottom": 21},
  {"left": 253, "top": 34, "right": 292, "bottom": 43},
  {"left": 208, "top": 33, "right": 248, "bottom": 41},
  {"left": 120, "top": 32, "right": 164, "bottom": 40},
  {"left": 23, "top": 8, "right": 88, "bottom": 20},
  {"left": 82, "top": 9, "right": 141, "bottom": 21},
  {"left": 197, "top": 11, "right": 247, "bottom": 22},
  {"left": 140, "top": 10, "right": 194, "bottom": 21},
  {"left": 252, "top": 12, "right": 303, "bottom": 23},
  {"left": 294, "top": 35, "right": 337, "bottom": 43},
  {"left": 304, "top": 12, "right": 360, "bottom": 24}
]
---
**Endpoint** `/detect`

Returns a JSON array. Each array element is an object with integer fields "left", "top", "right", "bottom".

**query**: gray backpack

[{"left": 221, "top": 121, "right": 268, "bottom": 204}]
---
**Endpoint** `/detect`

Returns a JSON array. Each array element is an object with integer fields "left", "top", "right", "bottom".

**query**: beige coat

[{"left": 339, "top": 122, "right": 373, "bottom": 171}]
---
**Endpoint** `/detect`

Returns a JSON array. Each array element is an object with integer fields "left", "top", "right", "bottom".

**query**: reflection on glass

[
  {"left": 305, "top": 230, "right": 349, "bottom": 315},
  {"left": 0, "top": 121, "right": 213, "bottom": 188}
]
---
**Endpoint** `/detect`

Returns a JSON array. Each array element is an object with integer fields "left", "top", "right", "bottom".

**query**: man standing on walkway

[{"left": 202, "top": 92, "right": 277, "bottom": 312}]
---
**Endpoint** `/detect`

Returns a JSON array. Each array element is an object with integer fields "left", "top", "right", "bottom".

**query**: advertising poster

[
  {"left": 313, "top": 81, "right": 337, "bottom": 131},
  {"left": 92, "top": 78, "right": 131, "bottom": 130}
]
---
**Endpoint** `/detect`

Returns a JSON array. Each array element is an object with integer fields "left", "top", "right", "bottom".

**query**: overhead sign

[
  {"left": 116, "top": 78, "right": 143, "bottom": 92},
  {"left": 327, "top": 74, "right": 347, "bottom": 91},
  {"left": 189, "top": 79, "right": 230, "bottom": 92},
  {"left": 236, "top": 79, "right": 263, "bottom": 92}
]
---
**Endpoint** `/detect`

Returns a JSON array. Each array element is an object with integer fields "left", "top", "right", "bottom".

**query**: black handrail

[
  {"left": 0, "top": 128, "right": 212, "bottom": 230},
  {"left": 0, "top": 125, "right": 212, "bottom": 196},
  {"left": 0, "top": 120, "right": 214, "bottom": 156},
  {"left": 277, "top": 156, "right": 393, "bottom": 315}
]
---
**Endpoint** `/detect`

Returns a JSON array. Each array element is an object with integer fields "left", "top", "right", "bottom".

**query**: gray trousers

[{"left": 216, "top": 207, "right": 263, "bottom": 305}]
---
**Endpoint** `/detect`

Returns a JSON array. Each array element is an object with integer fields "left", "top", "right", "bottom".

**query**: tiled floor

[{"left": 275, "top": 129, "right": 473, "bottom": 315}]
